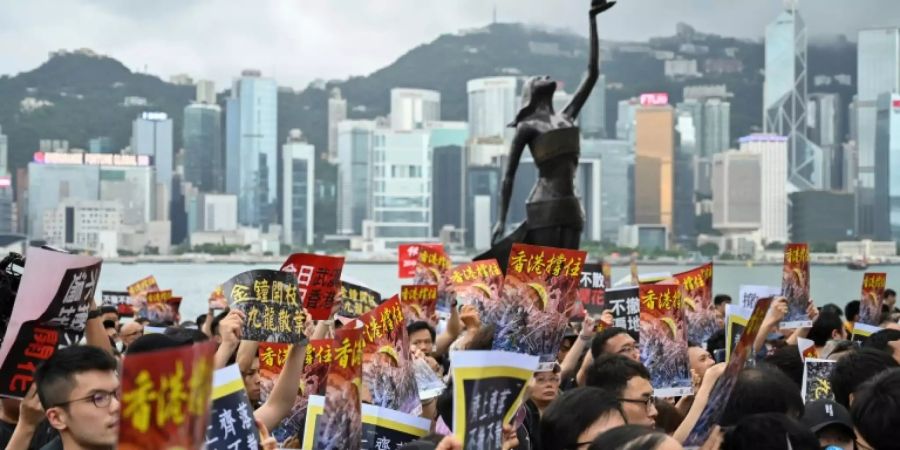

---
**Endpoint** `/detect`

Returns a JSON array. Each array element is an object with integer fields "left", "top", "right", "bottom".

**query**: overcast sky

[{"left": 1, "top": 0, "right": 896, "bottom": 90}]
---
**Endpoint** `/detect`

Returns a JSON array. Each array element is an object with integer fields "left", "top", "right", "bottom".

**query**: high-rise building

[
  {"left": 616, "top": 98, "right": 639, "bottom": 142},
  {"left": 225, "top": 70, "right": 278, "bottom": 227},
  {"left": 197, "top": 194, "right": 238, "bottom": 232},
  {"left": 764, "top": 5, "right": 824, "bottom": 190},
  {"left": 0, "top": 125, "right": 7, "bottom": 176},
  {"left": 740, "top": 134, "right": 789, "bottom": 244},
  {"left": 336, "top": 120, "right": 376, "bottom": 235},
  {"left": 88, "top": 137, "right": 114, "bottom": 154},
  {"left": 132, "top": 112, "right": 173, "bottom": 189},
  {"left": 467, "top": 77, "right": 518, "bottom": 141},
  {"left": 790, "top": 191, "right": 855, "bottom": 244},
  {"left": 282, "top": 130, "right": 316, "bottom": 247},
  {"left": 369, "top": 128, "right": 432, "bottom": 249},
  {"left": 856, "top": 27, "right": 900, "bottom": 236},
  {"left": 597, "top": 140, "right": 634, "bottom": 242},
  {"left": 712, "top": 150, "right": 762, "bottom": 231},
  {"left": 580, "top": 74, "right": 607, "bottom": 138},
  {"left": 674, "top": 112, "right": 697, "bottom": 245},
  {"left": 196, "top": 80, "right": 216, "bottom": 105},
  {"left": 702, "top": 98, "right": 731, "bottom": 157},
  {"left": 428, "top": 122, "right": 468, "bottom": 237},
  {"left": 42, "top": 200, "right": 121, "bottom": 256},
  {"left": 808, "top": 93, "right": 843, "bottom": 189},
  {"left": 874, "top": 93, "right": 900, "bottom": 240},
  {"left": 634, "top": 102, "right": 675, "bottom": 235},
  {"left": 183, "top": 102, "right": 223, "bottom": 192},
  {"left": 466, "top": 166, "right": 500, "bottom": 250},
  {"left": 328, "top": 88, "right": 348, "bottom": 161},
  {"left": 390, "top": 88, "right": 440, "bottom": 131},
  {"left": 578, "top": 142, "right": 603, "bottom": 243},
  {"left": 553, "top": 90, "right": 573, "bottom": 116}
]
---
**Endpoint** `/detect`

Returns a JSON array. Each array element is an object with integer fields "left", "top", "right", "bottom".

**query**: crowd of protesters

[{"left": 2, "top": 272, "right": 900, "bottom": 450}]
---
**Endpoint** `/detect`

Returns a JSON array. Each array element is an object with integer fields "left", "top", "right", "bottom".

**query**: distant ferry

[{"left": 847, "top": 260, "right": 869, "bottom": 271}]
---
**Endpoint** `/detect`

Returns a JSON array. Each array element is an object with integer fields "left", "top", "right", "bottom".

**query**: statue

[{"left": 476, "top": 0, "right": 615, "bottom": 272}]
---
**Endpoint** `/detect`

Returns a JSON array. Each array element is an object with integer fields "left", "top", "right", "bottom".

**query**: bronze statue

[{"left": 476, "top": 0, "right": 615, "bottom": 272}]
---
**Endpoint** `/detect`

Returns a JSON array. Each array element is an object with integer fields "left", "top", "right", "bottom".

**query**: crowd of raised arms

[{"left": 2, "top": 257, "right": 900, "bottom": 450}]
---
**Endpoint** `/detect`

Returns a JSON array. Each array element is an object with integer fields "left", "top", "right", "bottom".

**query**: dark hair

[
  {"left": 406, "top": 321, "right": 436, "bottom": 343},
  {"left": 763, "top": 345, "right": 804, "bottom": 388},
  {"left": 125, "top": 333, "right": 185, "bottom": 355},
  {"left": 34, "top": 345, "right": 117, "bottom": 409},
  {"left": 466, "top": 324, "right": 495, "bottom": 351},
  {"left": 807, "top": 311, "right": 844, "bottom": 347},
  {"left": 102, "top": 319, "right": 117, "bottom": 330},
  {"left": 591, "top": 327, "right": 630, "bottom": 358},
  {"left": 134, "top": 317, "right": 150, "bottom": 325},
  {"left": 820, "top": 303, "right": 843, "bottom": 317},
  {"left": 585, "top": 354, "right": 650, "bottom": 396},
  {"left": 850, "top": 368, "right": 900, "bottom": 450},
  {"left": 196, "top": 313, "right": 208, "bottom": 328},
  {"left": 509, "top": 76, "right": 556, "bottom": 127},
  {"left": 653, "top": 398, "right": 683, "bottom": 435},
  {"left": 863, "top": 329, "right": 900, "bottom": 354},
  {"left": 99, "top": 305, "right": 118, "bottom": 316},
  {"left": 829, "top": 347, "right": 899, "bottom": 408},
  {"left": 706, "top": 329, "right": 727, "bottom": 354},
  {"left": 588, "top": 425, "right": 667, "bottom": 450},
  {"left": 885, "top": 288, "right": 897, "bottom": 298},
  {"left": 845, "top": 300, "right": 861, "bottom": 322},
  {"left": 541, "top": 387, "right": 623, "bottom": 450},
  {"left": 210, "top": 309, "right": 229, "bottom": 336},
  {"left": 714, "top": 294, "right": 732, "bottom": 306},
  {"left": 722, "top": 413, "right": 819, "bottom": 450},
  {"left": 720, "top": 366, "right": 804, "bottom": 426},
  {"left": 164, "top": 327, "right": 209, "bottom": 345}
]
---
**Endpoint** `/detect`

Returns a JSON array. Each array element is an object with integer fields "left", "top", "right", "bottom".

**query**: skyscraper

[
  {"left": 598, "top": 140, "right": 634, "bottom": 242},
  {"left": 466, "top": 77, "right": 518, "bottom": 141},
  {"left": 88, "top": 137, "right": 114, "bottom": 154},
  {"left": 336, "top": 120, "right": 376, "bottom": 235},
  {"left": 808, "top": 93, "right": 842, "bottom": 189},
  {"left": 0, "top": 125, "right": 7, "bottom": 176},
  {"left": 328, "top": 87, "right": 348, "bottom": 161},
  {"left": 740, "top": 134, "right": 789, "bottom": 245},
  {"left": 764, "top": 4, "right": 824, "bottom": 190},
  {"left": 282, "top": 130, "right": 316, "bottom": 247},
  {"left": 196, "top": 80, "right": 217, "bottom": 105},
  {"left": 466, "top": 166, "right": 500, "bottom": 250},
  {"left": 712, "top": 150, "right": 762, "bottom": 232},
  {"left": 616, "top": 98, "right": 639, "bottom": 142},
  {"left": 634, "top": 102, "right": 674, "bottom": 234},
  {"left": 856, "top": 27, "right": 900, "bottom": 236},
  {"left": 225, "top": 70, "right": 278, "bottom": 227},
  {"left": 427, "top": 122, "right": 468, "bottom": 236},
  {"left": 580, "top": 74, "right": 607, "bottom": 138},
  {"left": 183, "top": 102, "right": 223, "bottom": 193},
  {"left": 874, "top": 93, "right": 900, "bottom": 240},
  {"left": 674, "top": 112, "right": 697, "bottom": 245},
  {"left": 390, "top": 88, "right": 440, "bottom": 131},
  {"left": 132, "top": 112, "right": 173, "bottom": 189}
]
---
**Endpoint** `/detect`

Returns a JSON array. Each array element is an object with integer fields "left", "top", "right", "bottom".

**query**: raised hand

[{"left": 591, "top": 0, "right": 616, "bottom": 15}]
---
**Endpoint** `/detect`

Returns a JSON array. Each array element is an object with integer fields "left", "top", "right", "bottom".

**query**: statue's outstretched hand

[{"left": 591, "top": 0, "right": 616, "bottom": 15}]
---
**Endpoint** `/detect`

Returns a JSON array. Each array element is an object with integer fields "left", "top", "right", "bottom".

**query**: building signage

[
  {"left": 640, "top": 92, "right": 669, "bottom": 106},
  {"left": 33, "top": 152, "right": 151, "bottom": 167}
]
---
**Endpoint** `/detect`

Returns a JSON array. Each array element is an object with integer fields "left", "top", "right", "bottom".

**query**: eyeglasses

[
  {"left": 617, "top": 344, "right": 638, "bottom": 355},
  {"left": 54, "top": 390, "right": 119, "bottom": 409},
  {"left": 618, "top": 396, "right": 656, "bottom": 411}
]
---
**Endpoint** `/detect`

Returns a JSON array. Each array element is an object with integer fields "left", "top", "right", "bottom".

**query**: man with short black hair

[
  {"left": 862, "top": 329, "right": 900, "bottom": 364},
  {"left": 407, "top": 321, "right": 436, "bottom": 354},
  {"left": 850, "top": 368, "right": 900, "bottom": 450},
  {"left": 884, "top": 288, "right": 898, "bottom": 313},
  {"left": 34, "top": 346, "right": 120, "bottom": 450},
  {"left": 829, "top": 347, "right": 899, "bottom": 408},
  {"left": 584, "top": 354, "right": 656, "bottom": 427},
  {"left": 714, "top": 294, "right": 731, "bottom": 322},
  {"left": 844, "top": 300, "right": 860, "bottom": 334},
  {"left": 590, "top": 327, "right": 639, "bottom": 362}
]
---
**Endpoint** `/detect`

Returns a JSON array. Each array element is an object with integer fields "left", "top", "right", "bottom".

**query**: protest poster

[
  {"left": 267, "top": 339, "right": 334, "bottom": 447},
  {"left": 101, "top": 290, "right": 133, "bottom": 317},
  {"left": 0, "top": 248, "right": 102, "bottom": 399},
  {"left": 674, "top": 264, "right": 718, "bottom": 346},
  {"left": 282, "top": 253, "right": 345, "bottom": 321},
  {"left": 684, "top": 297, "right": 774, "bottom": 447},
  {"left": 360, "top": 403, "right": 431, "bottom": 450},
  {"left": 258, "top": 342, "right": 290, "bottom": 402},
  {"left": 485, "top": 243, "right": 586, "bottom": 371},
  {"left": 315, "top": 324, "right": 366, "bottom": 450},
  {"left": 204, "top": 364, "right": 260, "bottom": 450},
  {"left": 603, "top": 286, "right": 641, "bottom": 335},
  {"left": 851, "top": 322, "right": 882, "bottom": 344},
  {"left": 447, "top": 259, "right": 504, "bottom": 309},
  {"left": 222, "top": 270, "right": 305, "bottom": 344},
  {"left": 398, "top": 243, "right": 444, "bottom": 279},
  {"left": 737, "top": 285, "right": 781, "bottom": 310},
  {"left": 411, "top": 245, "right": 454, "bottom": 316},
  {"left": 638, "top": 283, "right": 693, "bottom": 397},
  {"left": 360, "top": 297, "right": 420, "bottom": 415},
  {"left": 724, "top": 305, "right": 752, "bottom": 363},
  {"left": 127, "top": 275, "right": 159, "bottom": 299},
  {"left": 797, "top": 337, "right": 818, "bottom": 360},
  {"left": 781, "top": 243, "right": 813, "bottom": 328},
  {"left": 858, "top": 272, "right": 887, "bottom": 326},
  {"left": 578, "top": 263, "right": 606, "bottom": 318},
  {"left": 450, "top": 350, "right": 539, "bottom": 450},
  {"left": 209, "top": 285, "right": 228, "bottom": 310},
  {"left": 137, "top": 289, "right": 181, "bottom": 324},
  {"left": 802, "top": 358, "right": 837, "bottom": 403},
  {"left": 119, "top": 341, "right": 215, "bottom": 450},
  {"left": 340, "top": 280, "right": 382, "bottom": 318},
  {"left": 400, "top": 284, "right": 438, "bottom": 324}
]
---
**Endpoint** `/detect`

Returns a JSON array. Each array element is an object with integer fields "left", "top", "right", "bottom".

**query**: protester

[
  {"left": 687, "top": 343, "right": 715, "bottom": 380},
  {"left": 862, "top": 328, "right": 900, "bottom": 363},
  {"left": 590, "top": 327, "right": 640, "bottom": 362},
  {"left": 844, "top": 300, "right": 860, "bottom": 333},
  {"left": 408, "top": 321, "right": 436, "bottom": 354},
  {"left": 1, "top": 386, "right": 56, "bottom": 450},
  {"left": 713, "top": 294, "right": 731, "bottom": 322},
  {"left": 719, "top": 366, "right": 804, "bottom": 426},
  {"left": 589, "top": 425, "right": 683, "bottom": 450},
  {"left": 722, "top": 413, "right": 819, "bottom": 450},
  {"left": 801, "top": 399, "right": 855, "bottom": 450},
  {"left": 829, "top": 347, "right": 899, "bottom": 408},
  {"left": 528, "top": 364, "right": 562, "bottom": 416},
  {"left": 806, "top": 311, "right": 847, "bottom": 354},
  {"left": 118, "top": 321, "right": 144, "bottom": 349},
  {"left": 850, "top": 368, "right": 900, "bottom": 450},
  {"left": 33, "top": 346, "right": 120, "bottom": 450},
  {"left": 764, "top": 345, "right": 804, "bottom": 388},
  {"left": 584, "top": 354, "right": 657, "bottom": 427},
  {"left": 540, "top": 387, "right": 626, "bottom": 450},
  {"left": 885, "top": 288, "right": 898, "bottom": 313}
]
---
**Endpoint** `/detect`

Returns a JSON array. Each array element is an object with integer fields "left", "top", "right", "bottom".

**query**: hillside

[{"left": 0, "top": 23, "right": 857, "bottom": 176}]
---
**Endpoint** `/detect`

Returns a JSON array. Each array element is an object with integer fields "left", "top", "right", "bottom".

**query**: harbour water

[{"left": 95, "top": 262, "right": 900, "bottom": 321}]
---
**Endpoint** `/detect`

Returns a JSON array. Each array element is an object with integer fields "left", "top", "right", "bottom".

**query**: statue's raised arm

[{"left": 562, "top": 0, "right": 614, "bottom": 121}]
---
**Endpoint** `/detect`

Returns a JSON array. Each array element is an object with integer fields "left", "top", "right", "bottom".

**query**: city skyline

[{"left": 1, "top": 0, "right": 898, "bottom": 90}]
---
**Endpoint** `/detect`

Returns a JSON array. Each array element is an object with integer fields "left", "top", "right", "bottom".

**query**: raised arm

[
  {"left": 492, "top": 131, "right": 529, "bottom": 244},
  {"left": 562, "top": 1, "right": 611, "bottom": 120}
]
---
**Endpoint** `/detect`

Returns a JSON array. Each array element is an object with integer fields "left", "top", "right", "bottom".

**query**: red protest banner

[
  {"left": 398, "top": 243, "right": 444, "bottom": 279},
  {"left": 400, "top": 285, "right": 438, "bottom": 324},
  {"left": 281, "top": 253, "right": 345, "bottom": 320},
  {"left": 859, "top": 272, "right": 887, "bottom": 325}
]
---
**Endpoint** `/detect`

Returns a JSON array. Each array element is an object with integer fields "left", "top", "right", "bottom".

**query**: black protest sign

[
  {"left": 222, "top": 270, "right": 305, "bottom": 344},
  {"left": 205, "top": 365, "right": 260, "bottom": 450},
  {"left": 340, "top": 281, "right": 382, "bottom": 318},
  {"left": 578, "top": 263, "right": 606, "bottom": 317},
  {"left": 603, "top": 286, "right": 641, "bottom": 334}
]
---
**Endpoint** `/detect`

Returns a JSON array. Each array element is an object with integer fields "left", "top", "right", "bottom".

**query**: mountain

[{"left": 0, "top": 23, "right": 858, "bottom": 178}]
